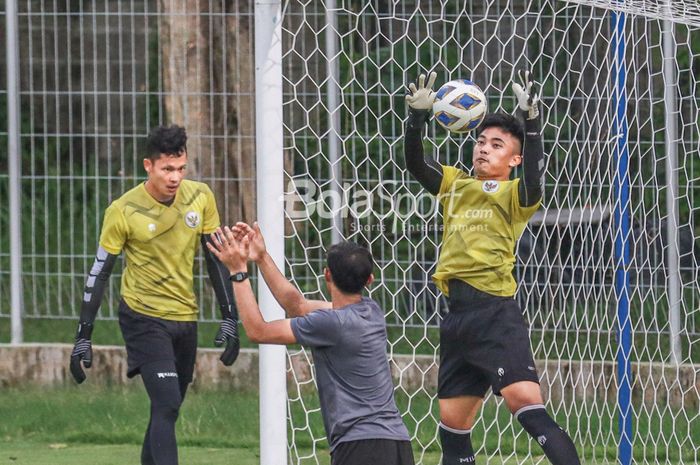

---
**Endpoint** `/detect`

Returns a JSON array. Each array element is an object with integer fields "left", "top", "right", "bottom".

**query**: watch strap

[{"left": 229, "top": 272, "right": 249, "bottom": 282}]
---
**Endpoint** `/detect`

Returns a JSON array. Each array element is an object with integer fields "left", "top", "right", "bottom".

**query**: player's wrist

[
  {"left": 406, "top": 108, "right": 430, "bottom": 130},
  {"left": 225, "top": 260, "right": 247, "bottom": 273},
  {"left": 219, "top": 304, "right": 234, "bottom": 320},
  {"left": 76, "top": 321, "right": 94, "bottom": 340},
  {"left": 523, "top": 113, "right": 541, "bottom": 133}
]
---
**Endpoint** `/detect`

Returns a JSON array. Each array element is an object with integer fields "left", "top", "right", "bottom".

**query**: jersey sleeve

[
  {"left": 404, "top": 118, "right": 444, "bottom": 196},
  {"left": 202, "top": 184, "right": 221, "bottom": 234},
  {"left": 289, "top": 309, "right": 342, "bottom": 348},
  {"left": 438, "top": 165, "right": 467, "bottom": 203},
  {"left": 98, "top": 204, "right": 128, "bottom": 255},
  {"left": 512, "top": 178, "right": 541, "bottom": 223}
]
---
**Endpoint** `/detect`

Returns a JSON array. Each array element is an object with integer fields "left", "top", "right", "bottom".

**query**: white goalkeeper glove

[
  {"left": 405, "top": 72, "right": 437, "bottom": 111},
  {"left": 512, "top": 70, "right": 540, "bottom": 120}
]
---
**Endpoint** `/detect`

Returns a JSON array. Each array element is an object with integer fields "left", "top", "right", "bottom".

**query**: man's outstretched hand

[
  {"left": 512, "top": 69, "right": 540, "bottom": 120},
  {"left": 231, "top": 222, "right": 267, "bottom": 263},
  {"left": 207, "top": 226, "right": 250, "bottom": 274},
  {"left": 405, "top": 72, "right": 437, "bottom": 111}
]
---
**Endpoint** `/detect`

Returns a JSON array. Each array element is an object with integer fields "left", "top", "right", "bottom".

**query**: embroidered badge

[
  {"left": 482, "top": 180, "right": 499, "bottom": 193},
  {"left": 185, "top": 211, "right": 201, "bottom": 228}
]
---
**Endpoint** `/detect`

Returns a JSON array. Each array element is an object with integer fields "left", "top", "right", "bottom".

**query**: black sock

[
  {"left": 140, "top": 360, "right": 185, "bottom": 465},
  {"left": 516, "top": 405, "right": 581, "bottom": 465},
  {"left": 439, "top": 422, "right": 476, "bottom": 465}
]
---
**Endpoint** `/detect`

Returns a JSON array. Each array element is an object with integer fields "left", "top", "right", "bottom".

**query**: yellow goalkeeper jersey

[
  {"left": 99, "top": 179, "right": 220, "bottom": 321},
  {"left": 434, "top": 165, "right": 540, "bottom": 297}
]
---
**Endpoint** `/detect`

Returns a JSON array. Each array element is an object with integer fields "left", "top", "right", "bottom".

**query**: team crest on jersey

[
  {"left": 185, "top": 211, "right": 201, "bottom": 228},
  {"left": 482, "top": 180, "right": 499, "bottom": 193}
]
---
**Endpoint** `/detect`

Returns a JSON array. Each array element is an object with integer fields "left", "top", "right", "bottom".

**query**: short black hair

[
  {"left": 326, "top": 242, "right": 373, "bottom": 294},
  {"left": 477, "top": 113, "right": 525, "bottom": 150},
  {"left": 147, "top": 125, "right": 188, "bottom": 160}
]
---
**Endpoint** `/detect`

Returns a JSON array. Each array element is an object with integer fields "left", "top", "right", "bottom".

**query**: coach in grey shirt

[
  {"left": 291, "top": 296, "right": 409, "bottom": 450},
  {"left": 207, "top": 222, "right": 414, "bottom": 465}
]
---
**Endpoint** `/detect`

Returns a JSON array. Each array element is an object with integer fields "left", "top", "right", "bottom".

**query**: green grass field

[
  {"left": 0, "top": 384, "right": 695, "bottom": 464},
  {"left": 2, "top": 318, "right": 699, "bottom": 464},
  {"left": 0, "top": 385, "right": 422, "bottom": 465},
  {"left": 2, "top": 320, "right": 698, "bottom": 464},
  {"left": 0, "top": 385, "right": 279, "bottom": 465},
  {"left": 1, "top": 442, "right": 262, "bottom": 465}
]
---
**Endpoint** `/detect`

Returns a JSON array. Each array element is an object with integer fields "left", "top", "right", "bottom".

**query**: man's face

[
  {"left": 143, "top": 152, "right": 187, "bottom": 202},
  {"left": 471, "top": 126, "right": 522, "bottom": 180}
]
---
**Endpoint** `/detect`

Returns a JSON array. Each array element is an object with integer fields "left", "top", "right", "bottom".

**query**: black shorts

[
  {"left": 118, "top": 300, "right": 198, "bottom": 382},
  {"left": 438, "top": 280, "right": 539, "bottom": 399},
  {"left": 331, "top": 439, "right": 414, "bottom": 465}
]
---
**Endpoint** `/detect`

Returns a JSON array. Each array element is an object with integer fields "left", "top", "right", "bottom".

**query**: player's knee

[
  {"left": 501, "top": 381, "right": 543, "bottom": 414},
  {"left": 439, "top": 413, "right": 475, "bottom": 431},
  {"left": 439, "top": 397, "right": 480, "bottom": 430},
  {"left": 153, "top": 401, "right": 181, "bottom": 423},
  {"left": 151, "top": 390, "right": 183, "bottom": 423}
]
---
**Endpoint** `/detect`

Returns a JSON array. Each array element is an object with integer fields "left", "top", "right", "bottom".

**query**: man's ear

[
  {"left": 509, "top": 153, "right": 523, "bottom": 168},
  {"left": 324, "top": 267, "right": 332, "bottom": 284},
  {"left": 365, "top": 273, "right": 374, "bottom": 287},
  {"left": 143, "top": 158, "right": 152, "bottom": 174}
]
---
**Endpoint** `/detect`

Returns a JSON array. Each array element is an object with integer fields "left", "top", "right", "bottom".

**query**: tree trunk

[{"left": 160, "top": 0, "right": 256, "bottom": 225}]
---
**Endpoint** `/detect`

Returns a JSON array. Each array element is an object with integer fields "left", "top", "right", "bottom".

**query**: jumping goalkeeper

[{"left": 403, "top": 71, "right": 582, "bottom": 465}]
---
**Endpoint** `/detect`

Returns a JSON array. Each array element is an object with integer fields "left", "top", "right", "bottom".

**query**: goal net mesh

[{"left": 280, "top": 1, "right": 699, "bottom": 463}]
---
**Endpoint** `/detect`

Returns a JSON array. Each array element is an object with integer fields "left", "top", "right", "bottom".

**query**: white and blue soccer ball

[{"left": 432, "top": 79, "right": 487, "bottom": 133}]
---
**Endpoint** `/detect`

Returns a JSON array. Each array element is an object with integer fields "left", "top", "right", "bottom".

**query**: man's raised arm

[
  {"left": 404, "top": 71, "right": 444, "bottom": 196},
  {"left": 512, "top": 70, "right": 545, "bottom": 207},
  {"left": 232, "top": 222, "right": 328, "bottom": 317}
]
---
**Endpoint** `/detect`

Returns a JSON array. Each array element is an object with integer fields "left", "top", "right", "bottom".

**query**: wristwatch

[{"left": 229, "top": 272, "right": 249, "bottom": 282}]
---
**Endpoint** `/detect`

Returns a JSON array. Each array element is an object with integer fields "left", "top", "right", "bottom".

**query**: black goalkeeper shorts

[
  {"left": 118, "top": 299, "right": 198, "bottom": 382},
  {"left": 332, "top": 439, "right": 414, "bottom": 465},
  {"left": 437, "top": 280, "right": 540, "bottom": 399}
]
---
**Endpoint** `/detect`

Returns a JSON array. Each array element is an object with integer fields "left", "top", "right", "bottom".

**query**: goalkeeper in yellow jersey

[
  {"left": 403, "top": 71, "right": 581, "bottom": 465},
  {"left": 68, "top": 125, "right": 240, "bottom": 465}
]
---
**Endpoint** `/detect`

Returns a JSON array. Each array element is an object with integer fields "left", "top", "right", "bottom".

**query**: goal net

[{"left": 280, "top": 1, "right": 699, "bottom": 463}]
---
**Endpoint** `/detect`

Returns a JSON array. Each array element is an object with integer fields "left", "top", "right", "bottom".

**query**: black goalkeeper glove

[
  {"left": 70, "top": 322, "right": 94, "bottom": 384},
  {"left": 215, "top": 305, "right": 240, "bottom": 366}
]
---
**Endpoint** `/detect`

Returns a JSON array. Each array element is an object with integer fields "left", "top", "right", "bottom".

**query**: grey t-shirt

[{"left": 290, "top": 297, "right": 410, "bottom": 451}]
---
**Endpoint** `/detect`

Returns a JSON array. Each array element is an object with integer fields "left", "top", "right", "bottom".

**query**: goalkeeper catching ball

[{"left": 403, "top": 70, "right": 582, "bottom": 465}]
